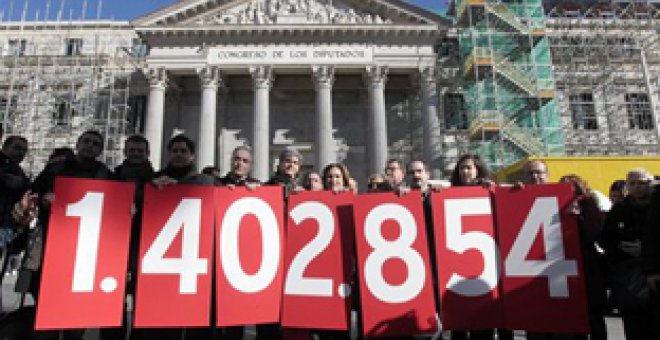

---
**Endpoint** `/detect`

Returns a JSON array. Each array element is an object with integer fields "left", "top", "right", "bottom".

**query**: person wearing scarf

[
  {"left": 153, "top": 134, "right": 213, "bottom": 188},
  {"left": 266, "top": 148, "right": 303, "bottom": 198}
]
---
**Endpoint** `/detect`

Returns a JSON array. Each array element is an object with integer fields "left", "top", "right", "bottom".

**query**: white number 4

[
  {"left": 142, "top": 198, "right": 208, "bottom": 294},
  {"left": 505, "top": 197, "right": 578, "bottom": 298}
]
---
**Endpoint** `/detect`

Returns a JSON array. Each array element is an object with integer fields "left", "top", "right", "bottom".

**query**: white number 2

[
  {"left": 141, "top": 198, "right": 208, "bottom": 295},
  {"left": 364, "top": 204, "right": 426, "bottom": 304},
  {"left": 505, "top": 197, "right": 578, "bottom": 298},
  {"left": 285, "top": 202, "right": 335, "bottom": 297}
]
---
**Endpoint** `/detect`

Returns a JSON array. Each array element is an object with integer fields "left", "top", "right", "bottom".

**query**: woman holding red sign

[
  {"left": 449, "top": 153, "right": 494, "bottom": 188},
  {"left": 560, "top": 175, "right": 608, "bottom": 340},
  {"left": 448, "top": 154, "right": 512, "bottom": 340}
]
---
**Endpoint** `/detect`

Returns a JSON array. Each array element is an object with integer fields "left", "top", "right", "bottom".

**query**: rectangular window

[
  {"left": 54, "top": 101, "right": 74, "bottom": 126},
  {"left": 8, "top": 39, "right": 27, "bottom": 56},
  {"left": 569, "top": 93, "right": 598, "bottom": 130},
  {"left": 444, "top": 93, "right": 468, "bottom": 130},
  {"left": 626, "top": 93, "right": 654, "bottom": 130},
  {"left": 65, "top": 38, "right": 83, "bottom": 56}
]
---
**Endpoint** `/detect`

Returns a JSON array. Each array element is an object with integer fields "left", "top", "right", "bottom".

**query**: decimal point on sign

[
  {"left": 101, "top": 277, "right": 118, "bottom": 293},
  {"left": 338, "top": 283, "right": 351, "bottom": 298}
]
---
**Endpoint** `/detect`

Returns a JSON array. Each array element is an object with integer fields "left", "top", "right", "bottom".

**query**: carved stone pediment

[
  {"left": 195, "top": 0, "right": 393, "bottom": 25},
  {"left": 133, "top": 0, "right": 450, "bottom": 27}
]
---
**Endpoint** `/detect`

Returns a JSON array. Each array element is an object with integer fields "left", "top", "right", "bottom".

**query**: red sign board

[
  {"left": 215, "top": 186, "right": 285, "bottom": 326},
  {"left": 282, "top": 191, "right": 355, "bottom": 330},
  {"left": 431, "top": 187, "right": 503, "bottom": 330},
  {"left": 353, "top": 192, "right": 437, "bottom": 338},
  {"left": 495, "top": 184, "right": 588, "bottom": 333},
  {"left": 36, "top": 178, "right": 135, "bottom": 329},
  {"left": 134, "top": 184, "right": 215, "bottom": 327}
]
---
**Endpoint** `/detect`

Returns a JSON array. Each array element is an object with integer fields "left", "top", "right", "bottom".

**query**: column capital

[
  {"left": 144, "top": 68, "right": 168, "bottom": 88},
  {"left": 364, "top": 65, "right": 388, "bottom": 88},
  {"left": 197, "top": 66, "right": 223, "bottom": 88},
  {"left": 249, "top": 66, "right": 273, "bottom": 90},
  {"left": 312, "top": 66, "right": 335, "bottom": 90}
]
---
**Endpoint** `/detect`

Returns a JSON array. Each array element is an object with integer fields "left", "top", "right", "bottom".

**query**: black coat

[
  {"left": 216, "top": 171, "right": 260, "bottom": 186},
  {"left": 601, "top": 196, "right": 650, "bottom": 262},
  {"left": 17, "top": 157, "right": 113, "bottom": 295},
  {"left": 643, "top": 185, "right": 660, "bottom": 275},
  {"left": 0, "top": 152, "right": 29, "bottom": 226}
]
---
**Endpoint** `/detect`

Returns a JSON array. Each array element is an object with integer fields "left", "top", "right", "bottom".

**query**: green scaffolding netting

[{"left": 456, "top": 0, "right": 565, "bottom": 170}]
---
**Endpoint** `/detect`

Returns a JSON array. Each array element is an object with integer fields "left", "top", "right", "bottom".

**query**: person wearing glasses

[
  {"left": 217, "top": 146, "right": 260, "bottom": 187},
  {"left": 523, "top": 159, "right": 549, "bottom": 185},
  {"left": 384, "top": 159, "right": 406, "bottom": 190},
  {"left": 601, "top": 168, "right": 655, "bottom": 340}
]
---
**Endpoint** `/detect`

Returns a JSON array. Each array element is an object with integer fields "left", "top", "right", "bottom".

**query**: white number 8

[{"left": 364, "top": 204, "right": 426, "bottom": 304}]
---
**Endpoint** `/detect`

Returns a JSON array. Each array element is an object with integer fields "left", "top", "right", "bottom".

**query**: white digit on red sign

[
  {"left": 68, "top": 192, "right": 104, "bottom": 293},
  {"left": 141, "top": 198, "right": 208, "bottom": 294},
  {"left": 444, "top": 198, "right": 499, "bottom": 297},
  {"left": 285, "top": 201, "right": 334, "bottom": 297},
  {"left": 364, "top": 203, "right": 425, "bottom": 304},
  {"left": 221, "top": 197, "right": 280, "bottom": 293},
  {"left": 504, "top": 197, "right": 577, "bottom": 298}
]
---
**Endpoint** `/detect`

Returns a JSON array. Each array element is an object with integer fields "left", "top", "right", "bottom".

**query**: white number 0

[{"left": 220, "top": 197, "right": 281, "bottom": 294}]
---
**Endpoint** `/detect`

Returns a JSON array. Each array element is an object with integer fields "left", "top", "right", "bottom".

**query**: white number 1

[{"left": 68, "top": 192, "right": 104, "bottom": 293}]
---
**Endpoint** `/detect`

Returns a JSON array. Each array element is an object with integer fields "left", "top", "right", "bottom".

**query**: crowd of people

[{"left": 0, "top": 127, "right": 660, "bottom": 340}]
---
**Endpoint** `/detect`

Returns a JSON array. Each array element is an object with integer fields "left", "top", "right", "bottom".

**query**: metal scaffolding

[
  {"left": 453, "top": 0, "right": 565, "bottom": 170},
  {"left": 0, "top": 19, "right": 143, "bottom": 176},
  {"left": 544, "top": 0, "right": 660, "bottom": 156}
]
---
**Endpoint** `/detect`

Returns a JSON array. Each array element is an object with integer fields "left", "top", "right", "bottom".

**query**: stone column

[
  {"left": 313, "top": 66, "right": 335, "bottom": 171},
  {"left": 365, "top": 66, "right": 389, "bottom": 175},
  {"left": 197, "top": 66, "right": 221, "bottom": 170},
  {"left": 145, "top": 68, "right": 167, "bottom": 168},
  {"left": 250, "top": 66, "right": 273, "bottom": 181},
  {"left": 420, "top": 66, "right": 442, "bottom": 178}
]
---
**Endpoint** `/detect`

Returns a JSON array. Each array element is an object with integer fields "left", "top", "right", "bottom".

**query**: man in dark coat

[
  {"left": 0, "top": 135, "right": 30, "bottom": 226},
  {"left": 143, "top": 134, "right": 213, "bottom": 340},
  {"left": 17, "top": 130, "right": 112, "bottom": 340},
  {"left": 602, "top": 168, "right": 655, "bottom": 340},
  {"left": 644, "top": 181, "right": 660, "bottom": 338},
  {"left": 100, "top": 135, "right": 154, "bottom": 340},
  {"left": 217, "top": 146, "right": 260, "bottom": 187},
  {"left": 266, "top": 148, "right": 303, "bottom": 197},
  {"left": 0, "top": 136, "right": 31, "bottom": 266}
]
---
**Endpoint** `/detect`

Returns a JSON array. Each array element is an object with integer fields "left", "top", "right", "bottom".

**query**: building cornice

[
  {"left": 0, "top": 20, "right": 133, "bottom": 30},
  {"left": 135, "top": 24, "right": 443, "bottom": 40}
]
